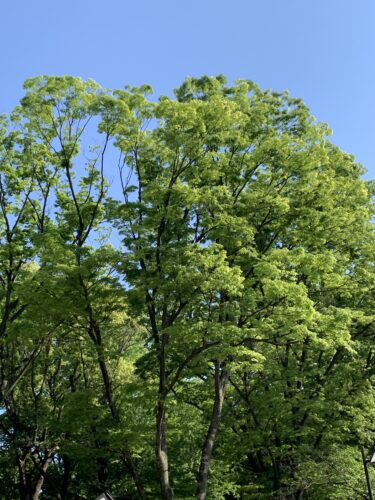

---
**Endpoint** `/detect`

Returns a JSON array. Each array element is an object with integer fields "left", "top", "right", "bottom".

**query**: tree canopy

[{"left": 0, "top": 75, "right": 374, "bottom": 499}]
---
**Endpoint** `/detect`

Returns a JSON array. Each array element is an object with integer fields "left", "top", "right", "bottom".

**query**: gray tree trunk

[{"left": 196, "top": 361, "right": 228, "bottom": 500}]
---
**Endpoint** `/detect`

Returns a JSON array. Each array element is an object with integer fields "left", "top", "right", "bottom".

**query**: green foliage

[{"left": 0, "top": 75, "right": 374, "bottom": 499}]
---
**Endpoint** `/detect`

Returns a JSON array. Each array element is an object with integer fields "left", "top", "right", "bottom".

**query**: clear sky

[{"left": 1, "top": 0, "right": 374, "bottom": 176}]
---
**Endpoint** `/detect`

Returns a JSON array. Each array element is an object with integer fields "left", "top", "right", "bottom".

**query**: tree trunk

[
  {"left": 156, "top": 336, "right": 174, "bottom": 499},
  {"left": 122, "top": 450, "right": 147, "bottom": 499},
  {"left": 17, "top": 456, "right": 32, "bottom": 500},
  {"left": 196, "top": 360, "right": 228, "bottom": 500},
  {"left": 31, "top": 454, "right": 50, "bottom": 500},
  {"left": 60, "top": 454, "right": 72, "bottom": 499},
  {"left": 83, "top": 281, "right": 145, "bottom": 498},
  {"left": 96, "top": 345, "right": 145, "bottom": 498}
]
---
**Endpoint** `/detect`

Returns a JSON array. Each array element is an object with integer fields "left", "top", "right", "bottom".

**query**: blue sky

[{"left": 1, "top": 0, "right": 374, "bottom": 176}]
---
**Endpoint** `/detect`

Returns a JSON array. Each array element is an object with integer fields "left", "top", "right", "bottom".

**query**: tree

[
  {"left": 108, "top": 75, "right": 375, "bottom": 498},
  {"left": 0, "top": 74, "right": 374, "bottom": 499}
]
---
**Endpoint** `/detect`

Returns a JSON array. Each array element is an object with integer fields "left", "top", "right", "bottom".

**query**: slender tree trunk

[
  {"left": 156, "top": 398, "right": 173, "bottom": 499},
  {"left": 96, "top": 346, "right": 119, "bottom": 421},
  {"left": 60, "top": 454, "right": 72, "bottom": 499},
  {"left": 122, "top": 451, "right": 147, "bottom": 499},
  {"left": 196, "top": 360, "right": 228, "bottom": 500},
  {"left": 31, "top": 455, "right": 50, "bottom": 500},
  {"left": 17, "top": 456, "right": 32, "bottom": 500},
  {"left": 297, "top": 487, "right": 305, "bottom": 499},
  {"left": 156, "top": 336, "right": 174, "bottom": 499},
  {"left": 96, "top": 345, "right": 146, "bottom": 498},
  {"left": 80, "top": 274, "right": 145, "bottom": 498}
]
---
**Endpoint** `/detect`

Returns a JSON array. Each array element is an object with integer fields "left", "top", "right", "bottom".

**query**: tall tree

[
  {"left": 0, "top": 75, "right": 374, "bottom": 499},
  {"left": 108, "top": 75, "right": 375, "bottom": 498}
]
